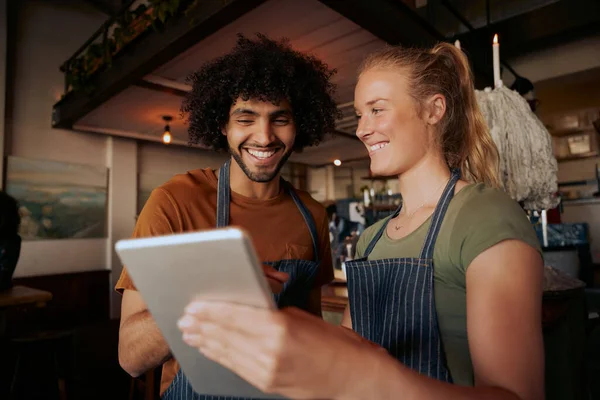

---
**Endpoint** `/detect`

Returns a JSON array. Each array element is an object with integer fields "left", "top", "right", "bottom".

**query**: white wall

[
  {"left": 106, "top": 137, "right": 138, "bottom": 317},
  {"left": 307, "top": 167, "right": 327, "bottom": 202},
  {"left": 138, "top": 141, "right": 227, "bottom": 175}
]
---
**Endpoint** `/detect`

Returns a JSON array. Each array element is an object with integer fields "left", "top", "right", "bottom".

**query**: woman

[{"left": 177, "top": 42, "right": 545, "bottom": 400}]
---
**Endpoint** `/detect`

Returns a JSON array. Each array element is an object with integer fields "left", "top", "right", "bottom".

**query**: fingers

[
  {"left": 267, "top": 277, "right": 285, "bottom": 294},
  {"left": 177, "top": 311, "right": 286, "bottom": 393},
  {"left": 262, "top": 264, "right": 289, "bottom": 283},
  {"left": 181, "top": 301, "right": 282, "bottom": 337}
]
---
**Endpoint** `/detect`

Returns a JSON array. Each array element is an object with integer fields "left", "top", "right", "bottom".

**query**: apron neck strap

[
  {"left": 360, "top": 169, "right": 462, "bottom": 259},
  {"left": 418, "top": 169, "right": 461, "bottom": 259},
  {"left": 361, "top": 204, "right": 402, "bottom": 258},
  {"left": 216, "top": 159, "right": 231, "bottom": 228},
  {"left": 216, "top": 159, "right": 320, "bottom": 263},
  {"left": 285, "top": 181, "right": 320, "bottom": 263}
]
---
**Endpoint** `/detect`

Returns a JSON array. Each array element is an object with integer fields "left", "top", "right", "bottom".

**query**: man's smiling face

[{"left": 223, "top": 97, "right": 296, "bottom": 183}]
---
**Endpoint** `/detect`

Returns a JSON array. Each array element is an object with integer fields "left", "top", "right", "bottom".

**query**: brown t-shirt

[{"left": 115, "top": 168, "right": 333, "bottom": 395}]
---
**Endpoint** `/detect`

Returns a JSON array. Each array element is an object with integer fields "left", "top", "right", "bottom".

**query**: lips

[
  {"left": 367, "top": 141, "right": 389, "bottom": 155},
  {"left": 243, "top": 147, "right": 281, "bottom": 165},
  {"left": 246, "top": 149, "right": 276, "bottom": 159}
]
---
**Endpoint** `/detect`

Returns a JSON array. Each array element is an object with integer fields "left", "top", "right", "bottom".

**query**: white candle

[
  {"left": 541, "top": 210, "right": 548, "bottom": 247},
  {"left": 493, "top": 34, "right": 501, "bottom": 88},
  {"left": 454, "top": 40, "right": 461, "bottom": 50}
]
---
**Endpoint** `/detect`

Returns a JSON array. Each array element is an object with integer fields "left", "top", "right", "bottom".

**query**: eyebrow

[
  {"left": 230, "top": 108, "right": 292, "bottom": 118},
  {"left": 366, "top": 98, "right": 389, "bottom": 106},
  {"left": 230, "top": 108, "right": 259, "bottom": 117}
]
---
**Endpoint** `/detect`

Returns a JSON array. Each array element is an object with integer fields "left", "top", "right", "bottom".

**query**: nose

[
  {"left": 252, "top": 119, "right": 277, "bottom": 146},
  {"left": 356, "top": 116, "right": 372, "bottom": 142}
]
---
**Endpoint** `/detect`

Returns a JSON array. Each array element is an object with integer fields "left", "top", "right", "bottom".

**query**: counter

[{"left": 321, "top": 279, "right": 348, "bottom": 314}]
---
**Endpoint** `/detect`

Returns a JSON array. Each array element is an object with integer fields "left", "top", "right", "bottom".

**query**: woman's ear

[
  {"left": 425, "top": 94, "right": 446, "bottom": 126},
  {"left": 221, "top": 125, "right": 227, "bottom": 136}
]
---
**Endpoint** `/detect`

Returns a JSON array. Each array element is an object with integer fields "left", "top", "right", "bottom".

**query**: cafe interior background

[{"left": 0, "top": 0, "right": 599, "bottom": 399}]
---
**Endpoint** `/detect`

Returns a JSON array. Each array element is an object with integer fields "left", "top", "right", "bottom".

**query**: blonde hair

[{"left": 359, "top": 43, "right": 500, "bottom": 187}]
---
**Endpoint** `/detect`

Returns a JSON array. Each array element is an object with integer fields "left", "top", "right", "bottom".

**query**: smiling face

[
  {"left": 223, "top": 97, "right": 296, "bottom": 183},
  {"left": 354, "top": 67, "right": 433, "bottom": 177}
]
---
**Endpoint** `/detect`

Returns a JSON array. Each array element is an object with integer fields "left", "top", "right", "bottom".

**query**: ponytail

[{"left": 360, "top": 43, "right": 500, "bottom": 187}]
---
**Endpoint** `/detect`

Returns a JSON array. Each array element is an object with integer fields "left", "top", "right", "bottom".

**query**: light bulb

[
  {"left": 162, "top": 131, "right": 172, "bottom": 144},
  {"left": 333, "top": 159, "right": 341, "bottom": 166}
]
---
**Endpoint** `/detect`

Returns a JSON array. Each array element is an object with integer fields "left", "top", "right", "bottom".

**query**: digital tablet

[{"left": 115, "top": 227, "right": 281, "bottom": 398}]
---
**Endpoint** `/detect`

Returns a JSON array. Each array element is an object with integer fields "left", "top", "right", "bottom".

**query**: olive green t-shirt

[{"left": 355, "top": 183, "right": 541, "bottom": 386}]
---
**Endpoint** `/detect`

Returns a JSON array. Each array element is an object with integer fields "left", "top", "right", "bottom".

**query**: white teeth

[
  {"left": 247, "top": 149, "right": 276, "bottom": 159},
  {"left": 370, "top": 142, "right": 389, "bottom": 151}
]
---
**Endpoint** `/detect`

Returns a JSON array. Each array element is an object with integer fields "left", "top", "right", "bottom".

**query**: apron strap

[
  {"left": 285, "top": 181, "right": 320, "bottom": 263},
  {"left": 419, "top": 169, "right": 461, "bottom": 259},
  {"left": 216, "top": 159, "right": 320, "bottom": 263},
  {"left": 361, "top": 204, "right": 403, "bottom": 258},
  {"left": 216, "top": 159, "right": 231, "bottom": 228}
]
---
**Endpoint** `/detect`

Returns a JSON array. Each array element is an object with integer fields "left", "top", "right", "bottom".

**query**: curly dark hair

[{"left": 181, "top": 33, "right": 340, "bottom": 151}]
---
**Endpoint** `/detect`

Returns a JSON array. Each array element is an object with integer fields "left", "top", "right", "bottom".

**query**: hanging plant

[{"left": 64, "top": 0, "right": 187, "bottom": 94}]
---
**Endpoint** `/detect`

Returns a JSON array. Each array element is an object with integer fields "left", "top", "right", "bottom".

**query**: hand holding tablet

[{"left": 115, "top": 227, "right": 285, "bottom": 398}]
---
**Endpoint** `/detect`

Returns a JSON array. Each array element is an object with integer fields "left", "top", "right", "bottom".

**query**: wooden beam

[
  {"left": 318, "top": 0, "right": 443, "bottom": 48},
  {"left": 449, "top": 0, "right": 600, "bottom": 79},
  {"left": 51, "top": 0, "right": 267, "bottom": 129},
  {"left": 133, "top": 79, "right": 189, "bottom": 98},
  {"left": 318, "top": 0, "right": 490, "bottom": 87},
  {"left": 451, "top": 0, "right": 600, "bottom": 60}
]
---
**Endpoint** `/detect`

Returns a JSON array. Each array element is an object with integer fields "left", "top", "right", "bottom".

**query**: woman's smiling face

[{"left": 354, "top": 67, "right": 431, "bottom": 177}]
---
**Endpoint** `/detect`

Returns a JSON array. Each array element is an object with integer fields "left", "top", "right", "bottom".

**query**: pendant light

[{"left": 162, "top": 115, "right": 172, "bottom": 144}]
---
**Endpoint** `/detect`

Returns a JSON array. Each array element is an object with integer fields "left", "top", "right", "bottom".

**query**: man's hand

[{"left": 262, "top": 264, "right": 289, "bottom": 294}]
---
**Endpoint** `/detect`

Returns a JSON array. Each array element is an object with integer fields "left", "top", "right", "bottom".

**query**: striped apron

[
  {"left": 345, "top": 169, "right": 461, "bottom": 383},
  {"left": 162, "top": 159, "right": 320, "bottom": 400}
]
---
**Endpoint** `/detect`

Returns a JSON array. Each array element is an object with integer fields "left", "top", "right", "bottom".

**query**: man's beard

[{"left": 229, "top": 146, "right": 293, "bottom": 183}]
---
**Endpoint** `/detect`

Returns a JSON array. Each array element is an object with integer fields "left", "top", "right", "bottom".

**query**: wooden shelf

[{"left": 556, "top": 152, "right": 599, "bottom": 162}]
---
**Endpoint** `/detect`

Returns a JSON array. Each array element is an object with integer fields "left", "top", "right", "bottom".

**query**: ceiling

[
  {"left": 74, "top": 0, "right": 379, "bottom": 165},
  {"left": 59, "top": 0, "right": 600, "bottom": 167}
]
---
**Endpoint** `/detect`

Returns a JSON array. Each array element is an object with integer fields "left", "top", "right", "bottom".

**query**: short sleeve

[
  {"left": 115, "top": 188, "right": 180, "bottom": 293},
  {"left": 451, "top": 186, "right": 541, "bottom": 272},
  {"left": 314, "top": 213, "right": 334, "bottom": 287},
  {"left": 355, "top": 231, "right": 368, "bottom": 259}
]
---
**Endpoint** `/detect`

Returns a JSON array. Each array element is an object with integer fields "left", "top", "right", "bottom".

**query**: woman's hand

[
  {"left": 177, "top": 302, "right": 387, "bottom": 399},
  {"left": 262, "top": 264, "right": 289, "bottom": 294}
]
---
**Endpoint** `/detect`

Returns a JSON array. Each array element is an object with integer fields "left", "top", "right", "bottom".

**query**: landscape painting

[{"left": 5, "top": 156, "right": 108, "bottom": 240}]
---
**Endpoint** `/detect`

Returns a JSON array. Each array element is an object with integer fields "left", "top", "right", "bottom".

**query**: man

[{"left": 116, "top": 33, "right": 338, "bottom": 399}]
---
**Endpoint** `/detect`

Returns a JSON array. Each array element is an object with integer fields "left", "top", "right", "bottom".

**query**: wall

[
  {"left": 4, "top": 1, "right": 235, "bottom": 318},
  {"left": 0, "top": 0, "right": 6, "bottom": 186},
  {"left": 138, "top": 141, "right": 227, "bottom": 175},
  {"left": 308, "top": 164, "right": 399, "bottom": 203},
  {"left": 503, "top": 33, "right": 600, "bottom": 262},
  {"left": 9, "top": 1, "right": 109, "bottom": 278},
  {"left": 556, "top": 156, "right": 600, "bottom": 262},
  {"left": 504, "top": 33, "right": 600, "bottom": 84},
  {"left": 307, "top": 167, "right": 327, "bottom": 202},
  {"left": 106, "top": 138, "right": 138, "bottom": 317}
]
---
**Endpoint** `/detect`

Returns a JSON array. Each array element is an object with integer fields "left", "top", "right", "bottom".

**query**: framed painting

[{"left": 5, "top": 156, "right": 109, "bottom": 240}]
